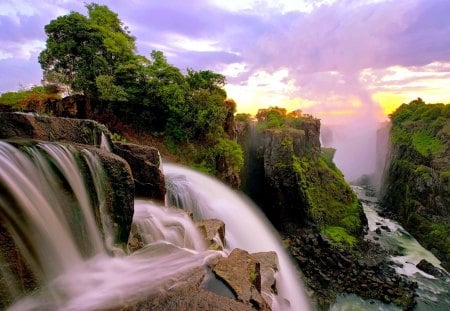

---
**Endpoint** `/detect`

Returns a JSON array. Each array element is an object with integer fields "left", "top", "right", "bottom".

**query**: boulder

[
  {"left": 113, "top": 142, "right": 165, "bottom": 201},
  {"left": 416, "top": 259, "right": 447, "bottom": 278},
  {"left": 124, "top": 264, "right": 256, "bottom": 311},
  {"left": 0, "top": 112, "right": 111, "bottom": 147},
  {"left": 196, "top": 219, "right": 226, "bottom": 250},
  {"left": 213, "top": 248, "right": 269, "bottom": 310}
]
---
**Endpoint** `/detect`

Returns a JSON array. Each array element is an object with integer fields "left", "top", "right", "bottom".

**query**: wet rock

[
  {"left": 416, "top": 259, "right": 447, "bottom": 278},
  {"left": 196, "top": 219, "right": 225, "bottom": 250},
  {"left": 251, "top": 251, "right": 278, "bottom": 306},
  {"left": 380, "top": 225, "right": 391, "bottom": 232},
  {"left": 0, "top": 112, "right": 111, "bottom": 147},
  {"left": 113, "top": 142, "right": 165, "bottom": 201},
  {"left": 213, "top": 248, "right": 270, "bottom": 310},
  {"left": 284, "top": 230, "right": 417, "bottom": 310},
  {"left": 87, "top": 147, "right": 135, "bottom": 247}
]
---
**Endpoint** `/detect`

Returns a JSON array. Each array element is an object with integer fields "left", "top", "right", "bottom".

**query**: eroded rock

[
  {"left": 196, "top": 219, "right": 225, "bottom": 250},
  {"left": 0, "top": 112, "right": 111, "bottom": 147},
  {"left": 213, "top": 248, "right": 269, "bottom": 310},
  {"left": 251, "top": 251, "right": 278, "bottom": 307},
  {"left": 113, "top": 142, "right": 165, "bottom": 201}
]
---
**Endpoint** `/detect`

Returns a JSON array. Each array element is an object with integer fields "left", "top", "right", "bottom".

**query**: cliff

[
  {"left": 381, "top": 99, "right": 450, "bottom": 270},
  {"left": 238, "top": 113, "right": 365, "bottom": 247}
]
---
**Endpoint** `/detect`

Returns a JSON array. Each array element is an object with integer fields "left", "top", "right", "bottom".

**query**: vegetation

[
  {"left": 321, "top": 226, "right": 357, "bottom": 247},
  {"left": 255, "top": 106, "right": 313, "bottom": 131},
  {"left": 0, "top": 85, "right": 60, "bottom": 109},
  {"left": 384, "top": 98, "right": 450, "bottom": 269},
  {"left": 0, "top": 3, "right": 244, "bottom": 180},
  {"left": 293, "top": 155, "right": 362, "bottom": 247},
  {"left": 253, "top": 107, "right": 363, "bottom": 248}
]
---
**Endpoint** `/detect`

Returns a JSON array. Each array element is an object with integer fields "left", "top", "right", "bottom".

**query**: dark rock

[
  {"left": 284, "top": 230, "right": 417, "bottom": 310},
  {"left": 416, "top": 259, "right": 446, "bottom": 278},
  {"left": 375, "top": 228, "right": 382, "bottom": 235},
  {"left": 86, "top": 147, "right": 135, "bottom": 247},
  {"left": 0, "top": 112, "right": 111, "bottom": 147},
  {"left": 113, "top": 142, "right": 165, "bottom": 201},
  {"left": 196, "top": 219, "right": 226, "bottom": 250},
  {"left": 380, "top": 225, "right": 391, "bottom": 232}
]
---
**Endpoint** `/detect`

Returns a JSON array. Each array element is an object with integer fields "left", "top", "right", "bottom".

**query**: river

[{"left": 330, "top": 186, "right": 449, "bottom": 310}]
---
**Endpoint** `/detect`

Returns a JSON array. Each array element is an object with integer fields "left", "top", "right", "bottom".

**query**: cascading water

[
  {"left": 164, "top": 162, "right": 312, "bottom": 311},
  {"left": 1, "top": 141, "right": 311, "bottom": 310},
  {"left": 0, "top": 142, "right": 221, "bottom": 310}
]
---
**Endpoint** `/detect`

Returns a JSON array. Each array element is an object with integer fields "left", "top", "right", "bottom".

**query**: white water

[
  {"left": 3, "top": 142, "right": 309, "bottom": 310},
  {"left": 0, "top": 142, "right": 223, "bottom": 310},
  {"left": 164, "top": 162, "right": 312, "bottom": 311},
  {"left": 330, "top": 187, "right": 450, "bottom": 310}
]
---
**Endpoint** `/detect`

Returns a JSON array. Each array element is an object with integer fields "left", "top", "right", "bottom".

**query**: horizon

[{"left": 1, "top": 0, "right": 450, "bottom": 180}]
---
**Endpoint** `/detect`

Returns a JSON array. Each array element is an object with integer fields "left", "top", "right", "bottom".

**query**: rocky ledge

[{"left": 284, "top": 230, "right": 417, "bottom": 310}]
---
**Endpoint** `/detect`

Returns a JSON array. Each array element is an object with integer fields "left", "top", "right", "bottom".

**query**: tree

[{"left": 39, "top": 4, "right": 136, "bottom": 97}]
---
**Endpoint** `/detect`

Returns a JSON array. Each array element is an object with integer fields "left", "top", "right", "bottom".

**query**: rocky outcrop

[
  {"left": 0, "top": 112, "right": 165, "bottom": 203},
  {"left": 285, "top": 231, "right": 417, "bottom": 310},
  {"left": 0, "top": 112, "right": 111, "bottom": 147},
  {"left": 196, "top": 219, "right": 226, "bottom": 250},
  {"left": 213, "top": 248, "right": 270, "bottom": 310},
  {"left": 113, "top": 142, "right": 165, "bottom": 201},
  {"left": 127, "top": 266, "right": 256, "bottom": 311}
]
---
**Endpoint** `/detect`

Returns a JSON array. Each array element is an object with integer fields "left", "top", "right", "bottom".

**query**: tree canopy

[{"left": 37, "top": 3, "right": 241, "bottom": 177}]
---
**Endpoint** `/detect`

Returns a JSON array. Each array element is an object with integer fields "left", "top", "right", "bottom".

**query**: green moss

[
  {"left": 321, "top": 226, "right": 357, "bottom": 247},
  {"left": 414, "top": 165, "right": 432, "bottom": 180},
  {"left": 292, "top": 155, "right": 363, "bottom": 240},
  {"left": 412, "top": 131, "right": 443, "bottom": 157}
]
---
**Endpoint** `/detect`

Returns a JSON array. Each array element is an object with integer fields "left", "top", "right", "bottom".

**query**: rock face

[
  {"left": 0, "top": 112, "right": 111, "bottom": 147},
  {"left": 213, "top": 248, "right": 270, "bottom": 310},
  {"left": 381, "top": 100, "right": 450, "bottom": 270},
  {"left": 88, "top": 147, "right": 135, "bottom": 247},
  {"left": 286, "top": 231, "right": 417, "bottom": 310},
  {"left": 113, "top": 142, "right": 165, "bottom": 201},
  {"left": 238, "top": 117, "right": 365, "bottom": 239}
]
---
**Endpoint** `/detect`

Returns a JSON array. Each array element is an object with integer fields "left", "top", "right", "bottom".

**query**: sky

[{"left": 1, "top": 0, "right": 450, "bottom": 180}]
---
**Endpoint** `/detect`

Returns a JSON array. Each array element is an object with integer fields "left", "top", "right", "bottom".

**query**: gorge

[{"left": 1, "top": 105, "right": 448, "bottom": 310}]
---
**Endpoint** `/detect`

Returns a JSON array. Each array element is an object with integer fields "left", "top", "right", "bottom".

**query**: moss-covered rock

[{"left": 382, "top": 99, "right": 450, "bottom": 270}]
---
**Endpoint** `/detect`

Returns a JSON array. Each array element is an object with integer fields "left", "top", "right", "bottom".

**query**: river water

[{"left": 330, "top": 186, "right": 450, "bottom": 310}]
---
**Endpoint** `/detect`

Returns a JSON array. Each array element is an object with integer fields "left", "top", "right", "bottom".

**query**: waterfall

[
  {"left": 1, "top": 141, "right": 223, "bottom": 310},
  {"left": 164, "top": 163, "right": 311, "bottom": 311},
  {"left": 1, "top": 141, "right": 311, "bottom": 310}
]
